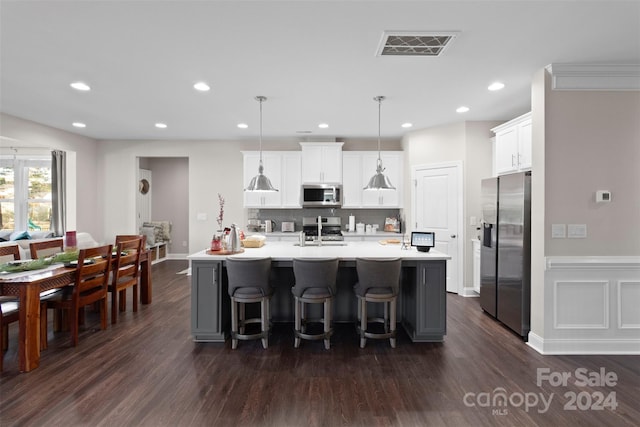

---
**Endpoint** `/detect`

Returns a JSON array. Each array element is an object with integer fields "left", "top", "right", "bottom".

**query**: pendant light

[
  {"left": 364, "top": 96, "right": 395, "bottom": 190},
  {"left": 245, "top": 96, "right": 278, "bottom": 192}
]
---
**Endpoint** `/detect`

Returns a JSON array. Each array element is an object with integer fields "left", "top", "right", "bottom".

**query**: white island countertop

[{"left": 187, "top": 240, "right": 450, "bottom": 261}]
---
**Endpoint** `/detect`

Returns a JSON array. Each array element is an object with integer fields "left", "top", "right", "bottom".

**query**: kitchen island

[{"left": 188, "top": 241, "right": 450, "bottom": 344}]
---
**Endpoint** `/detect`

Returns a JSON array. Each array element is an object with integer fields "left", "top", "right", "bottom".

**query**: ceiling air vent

[{"left": 377, "top": 31, "right": 459, "bottom": 57}]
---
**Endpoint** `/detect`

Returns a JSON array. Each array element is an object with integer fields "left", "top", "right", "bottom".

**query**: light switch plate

[
  {"left": 568, "top": 224, "right": 587, "bottom": 238},
  {"left": 551, "top": 224, "right": 566, "bottom": 238},
  {"left": 197, "top": 213, "right": 207, "bottom": 221}
]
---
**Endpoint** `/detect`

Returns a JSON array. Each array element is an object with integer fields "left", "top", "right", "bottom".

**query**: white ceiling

[{"left": 1, "top": 1, "right": 639, "bottom": 142}]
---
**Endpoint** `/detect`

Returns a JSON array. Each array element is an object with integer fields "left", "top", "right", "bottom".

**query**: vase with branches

[
  {"left": 216, "top": 193, "right": 225, "bottom": 231},
  {"left": 210, "top": 193, "right": 225, "bottom": 251}
]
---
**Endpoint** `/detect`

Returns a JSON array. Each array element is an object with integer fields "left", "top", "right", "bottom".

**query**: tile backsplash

[{"left": 247, "top": 208, "right": 404, "bottom": 233}]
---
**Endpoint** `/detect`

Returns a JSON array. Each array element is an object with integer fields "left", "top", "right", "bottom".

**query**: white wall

[
  {"left": 0, "top": 113, "right": 103, "bottom": 240},
  {"left": 401, "top": 121, "right": 498, "bottom": 292},
  {"left": 97, "top": 138, "right": 403, "bottom": 255},
  {"left": 545, "top": 87, "right": 640, "bottom": 256},
  {"left": 98, "top": 140, "right": 242, "bottom": 253},
  {"left": 528, "top": 66, "right": 640, "bottom": 354}
]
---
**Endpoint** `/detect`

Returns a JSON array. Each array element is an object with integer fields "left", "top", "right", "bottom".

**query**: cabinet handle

[
  {"left": 212, "top": 266, "right": 218, "bottom": 286},
  {"left": 518, "top": 153, "right": 522, "bottom": 167},
  {"left": 511, "top": 154, "right": 516, "bottom": 167}
]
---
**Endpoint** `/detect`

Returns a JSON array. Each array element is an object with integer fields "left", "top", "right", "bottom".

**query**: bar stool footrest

[
  {"left": 232, "top": 330, "right": 269, "bottom": 341},
  {"left": 295, "top": 328, "right": 333, "bottom": 341},
  {"left": 356, "top": 323, "right": 397, "bottom": 340}
]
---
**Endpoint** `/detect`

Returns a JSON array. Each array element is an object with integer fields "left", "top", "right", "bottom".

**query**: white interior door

[
  {"left": 137, "top": 168, "right": 152, "bottom": 231},
  {"left": 413, "top": 163, "right": 462, "bottom": 293}
]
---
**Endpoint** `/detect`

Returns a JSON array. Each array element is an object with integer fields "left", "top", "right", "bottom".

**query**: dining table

[{"left": 0, "top": 250, "right": 152, "bottom": 372}]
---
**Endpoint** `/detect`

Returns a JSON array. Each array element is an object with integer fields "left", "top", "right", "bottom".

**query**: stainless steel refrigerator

[{"left": 480, "top": 171, "right": 531, "bottom": 339}]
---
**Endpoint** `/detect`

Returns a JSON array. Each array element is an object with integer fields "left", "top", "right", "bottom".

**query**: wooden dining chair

[
  {"left": 0, "top": 243, "right": 21, "bottom": 264},
  {"left": 115, "top": 235, "right": 149, "bottom": 307},
  {"left": 29, "top": 238, "right": 72, "bottom": 348},
  {"left": 0, "top": 244, "right": 56, "bottom": 354},
  {"left": 109, "top": 238, "right": 142, "bottom": 324},
  {"left": 0, "top": 245, "right": 21, "bottom": 371},
  {"left": 29, "top": 238, "right": 64, "bottom": 259},
  {"left": 43, "top": 244, "right": 112, "bottom": 347},
  {"left": 0, "top": 299, "right": 19, "bottom": 371},
  {"left": 115, "top": 234, "right": 147, "bottom": 249}
]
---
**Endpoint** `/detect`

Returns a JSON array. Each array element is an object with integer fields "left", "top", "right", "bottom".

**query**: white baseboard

[
  {"left": 168, "top": 253, "right": 188, "bottom": 260},
  {"left": 459, "top": 287, "right": 479, "bottom": 297},
  {"left": 527, "top": 332, "right": 640, "bottom": 355},
  {"left": 527, "top": 332, "right": 545, "bottom": 354}
]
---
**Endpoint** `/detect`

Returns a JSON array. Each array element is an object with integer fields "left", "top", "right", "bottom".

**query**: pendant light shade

[
  {"left": 245, "top": 96, "right": 278, "bottom": 192},
  {"left": 364, "top": 96, "right": 395, "bottom": 190}
]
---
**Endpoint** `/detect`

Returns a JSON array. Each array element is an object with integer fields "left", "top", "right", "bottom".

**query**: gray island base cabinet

[{"left": 188, "top": 242, "right": 449, "bottom": 343}]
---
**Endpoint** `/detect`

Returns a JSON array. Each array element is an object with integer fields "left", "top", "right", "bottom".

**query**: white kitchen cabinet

[
  {"left": 242, "top": 152, "right": 281, "bottom": 207},
  {"left": 342, "top": 153, "right": 363, "bottom": 208},
  {"left": 280, "top": 152, "right": 302, "bottom": 208},
  {"left": 342, "top": 151, "right": 403, "bottom": 208},
  {"left": 242, "top": 151, "right": 301, "bottom": 208},
  {"left": 472, "top": 239, "right": 481, "bottom": 294},
  {"left": 361, "top": 152, "right": 402, "bottom": 207},
  {"left": 300, "top": 142, "right": 343, "bottom": 183},
  {"left": 492, "top": 112, "right": 532, "bottom": 175}
]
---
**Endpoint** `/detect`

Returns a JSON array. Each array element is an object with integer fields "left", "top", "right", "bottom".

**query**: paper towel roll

[{"left": 348, "top": 215, "right": 355, "bottom": 232}]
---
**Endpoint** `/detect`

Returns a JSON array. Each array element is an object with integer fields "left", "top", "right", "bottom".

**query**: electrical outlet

[{"left": 568, "top": 224, "right": 587, "bottom": 238}]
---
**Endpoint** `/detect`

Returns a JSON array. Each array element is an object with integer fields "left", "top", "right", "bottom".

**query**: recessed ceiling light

[
  {"left": 401, "top": 122, "right": 413, "bottom": 128},
  {"left": 155, "top": 123, "right": 167, "bottom": 129},
  {"left": 237, "top": 123, "right": 248, "bottom": 129},
  {"left": 72, "top": 122, "right": 86, "bottom": 128},
  {"left": 318, "top": 123, "right": 329, "bottom": 129},
  {"left": 70, "top": 82, "right": 90, "bottom": 91},
  {"left": 193, "top": 82, "right": 210, "bottom": 92},
  {"left": 456, "top": 106, "right": 470, "bottom": 113},
  {"left": 488, "top": 82, "right": 505, "bottom": 91}
]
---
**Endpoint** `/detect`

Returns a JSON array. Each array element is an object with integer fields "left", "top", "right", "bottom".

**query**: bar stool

[
  {"left": 226, "top": 257, "right": 273, "bottom": 349},
  {"left": 354, "top": 258, "right": 402, "bottom": 348},
  {"left": 292, "top": 258, "right": 339, "bottom": 350}
]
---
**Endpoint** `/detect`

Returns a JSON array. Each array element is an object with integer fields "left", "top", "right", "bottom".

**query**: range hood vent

[{"left": 377, "top": 31, "right": 458, "bottom": 57}]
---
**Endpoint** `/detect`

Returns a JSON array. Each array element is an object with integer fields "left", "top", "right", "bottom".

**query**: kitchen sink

[{"left": 293, "top": 241, "right": 348, "bottom": 247}]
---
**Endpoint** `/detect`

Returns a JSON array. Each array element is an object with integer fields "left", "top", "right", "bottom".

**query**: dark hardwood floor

[{"left": 1, "top": 260, "right": 638, "bottom": 426}]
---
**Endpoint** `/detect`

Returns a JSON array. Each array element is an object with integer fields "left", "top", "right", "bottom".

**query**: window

[{"left": 0, "top": 156, "right": 52, "bottom": 232}]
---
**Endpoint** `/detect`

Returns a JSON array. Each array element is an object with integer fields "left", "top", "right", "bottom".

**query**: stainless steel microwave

[{"left": 301, "top": 184, "right": 342, "bottom": 207}]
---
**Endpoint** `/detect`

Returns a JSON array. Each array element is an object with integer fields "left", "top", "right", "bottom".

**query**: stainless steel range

[{"left": 302, "top": 216, "right": 344, "bottom": 242}]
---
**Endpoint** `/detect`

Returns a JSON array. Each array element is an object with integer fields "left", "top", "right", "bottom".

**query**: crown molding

[{"left": 546, "top": 63, "right": 640, "bottom": 91}]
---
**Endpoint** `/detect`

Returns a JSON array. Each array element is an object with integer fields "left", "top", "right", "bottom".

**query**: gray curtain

[{"left": 51, "top": 150, "right": 66, "bottom": 237}]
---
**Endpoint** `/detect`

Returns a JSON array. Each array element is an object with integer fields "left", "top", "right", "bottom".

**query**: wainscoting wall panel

[
  {"left": 553, "top": 280, "right": 609, "bottom": 329},
  {"left": 528, "top": 256, "right": 640, "bottom": 355},
  {"left": 618, "top": 280, "right": 640, "bottom": 329}
]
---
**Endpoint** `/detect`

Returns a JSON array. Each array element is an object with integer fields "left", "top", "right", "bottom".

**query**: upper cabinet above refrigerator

[
  {"left": 300, "top": 142, "right": 343, "bottom": 184},
  {"left": 492, "top": 112, "right": 532, "bottom": 175}
]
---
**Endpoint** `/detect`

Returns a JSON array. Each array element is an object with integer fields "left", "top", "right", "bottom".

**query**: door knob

[{"left": 450, "top": 234, "right": 457, "bottom": 238}]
